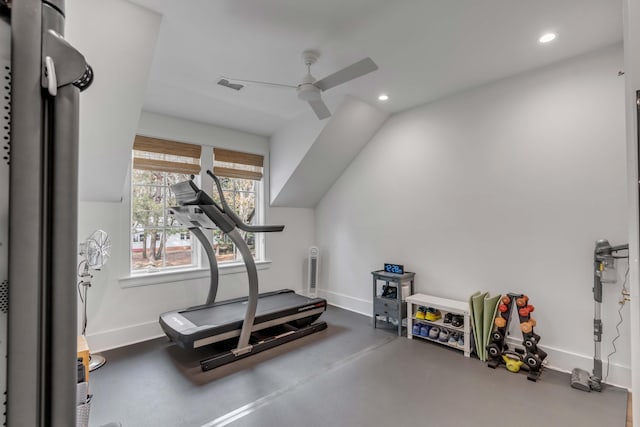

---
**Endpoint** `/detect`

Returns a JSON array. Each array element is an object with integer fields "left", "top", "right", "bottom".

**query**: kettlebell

[{"left": 502, "top": 354, "right": 524, "bottom": 373}]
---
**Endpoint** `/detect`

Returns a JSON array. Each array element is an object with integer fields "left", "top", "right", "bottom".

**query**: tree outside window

[
  {"left": 131, "top": 169, "right": 197, "bottom": 271},
  {"left": 211, "top": 176, "right": 258, "bottom": 262}
]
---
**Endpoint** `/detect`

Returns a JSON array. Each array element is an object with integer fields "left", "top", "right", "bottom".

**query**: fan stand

[
  {"left": 79, "top": 261, "right": 107, "bottom": 371},
  {"left": 88, "top": 354, "right": 106, "bottom": 371}
]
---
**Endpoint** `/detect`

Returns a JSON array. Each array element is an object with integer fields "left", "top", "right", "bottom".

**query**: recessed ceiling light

[
  {"left": 538, "top": 33, "right": 557, "bottom": 44},
  {"left": 378, "top": 94, "right": 389, "bottom": 101}
]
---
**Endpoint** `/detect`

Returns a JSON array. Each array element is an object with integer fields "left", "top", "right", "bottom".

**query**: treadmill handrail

[{"left": 206, "top": 170, "right": 284, "bottom": 233}]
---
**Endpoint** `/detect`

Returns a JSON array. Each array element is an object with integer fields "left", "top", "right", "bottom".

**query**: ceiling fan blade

[
  {"left": 308, "top": 99, "right": 331, "bottom": 120},
  {"left": 314, "top": 57, "right": 378, "bottom": 91},
  {"left": 220, "top": 76, "right": 297, "bottom": 89}
]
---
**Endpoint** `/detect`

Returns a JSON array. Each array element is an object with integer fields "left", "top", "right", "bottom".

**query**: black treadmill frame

[
  {"left": 160, "top": 172, "right": 328, "bottom": 370},
  {"left": 159, "top": 289, "right": 327, "bottom": 349}
]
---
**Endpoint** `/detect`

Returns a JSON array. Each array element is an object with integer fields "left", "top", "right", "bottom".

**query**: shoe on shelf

[
  {"left": 419, "top": 324, "right": 431, "bottom": 337},
  {"left": 428, "top": 326, "right": 440, "bottom": 340},
  {"left": 448, "top": 332, "right": 458, "bottom": 346},
  {"left": 425, "top": 308, "right": 442, "bottom": 322},
  {"left": 381, "top": 284, "right": 397, "bottom": 298},
  {"left": 457, "top": 334, "right": 465, "bottom": 348},
  {"left": 412, "top": 323, "right": 422, "bottom": 336},
  {"left": 416, "top": 306, "right": 427, "bottom": 320},
  {"left": 438, "top": 328, "right": 450, "bottom": 342},
  {"left": 451, "top": 314, "right": 464, "bottom": 328},
  {"left": 444, "top": 312, "right": 453, "bottom": 323}
]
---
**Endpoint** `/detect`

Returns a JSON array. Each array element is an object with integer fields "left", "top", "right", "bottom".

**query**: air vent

[
  {"left": 2, "top": 64, "right": 9, "bottom": 166},
  {"left": 0, "top": 280, "right": 7, "bottom": 314},
  {"left": 217, "top": 79, "right": 244, "bottom": 91}
]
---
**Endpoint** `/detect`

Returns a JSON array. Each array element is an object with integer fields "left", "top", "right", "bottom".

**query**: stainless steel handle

[{"left": 44, "top": 55, "right": 57, "bottom": 96}]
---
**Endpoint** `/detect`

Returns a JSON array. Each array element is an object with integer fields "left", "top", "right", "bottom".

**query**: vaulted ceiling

[{"left": 130, "top": 0, "right": 622, "bottom": 136}]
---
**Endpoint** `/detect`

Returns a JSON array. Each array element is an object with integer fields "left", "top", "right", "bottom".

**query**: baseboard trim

[
  {"left": 318, "top": 289, "right": 371, "bottom": 317},
  {"left": 86, "top": 321, "right": 165, "bottom": 353}
]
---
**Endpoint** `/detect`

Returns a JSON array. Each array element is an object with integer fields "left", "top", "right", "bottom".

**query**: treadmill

[{"left": 159, "top": 171, "right": 327, "bottom": 371}]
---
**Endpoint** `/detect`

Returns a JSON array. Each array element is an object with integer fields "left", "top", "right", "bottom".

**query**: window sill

[{"left": 119, "top": 260, "right": 272, "bottom": 288}]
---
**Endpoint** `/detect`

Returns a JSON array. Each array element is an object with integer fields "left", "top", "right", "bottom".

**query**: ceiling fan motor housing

[{"left": 297, "top": 83, "right": 321, "bottom": 101}]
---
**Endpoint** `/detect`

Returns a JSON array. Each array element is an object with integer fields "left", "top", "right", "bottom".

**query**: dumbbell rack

[{"left": 486, "top": 293, "right": 547, "bottom": 382}]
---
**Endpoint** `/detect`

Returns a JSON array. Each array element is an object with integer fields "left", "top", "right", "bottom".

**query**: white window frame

[{"left": 120, "top": 144, "right": 270, "bottom": 288}]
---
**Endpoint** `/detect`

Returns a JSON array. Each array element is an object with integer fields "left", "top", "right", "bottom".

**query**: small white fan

[{"left": 78, "top": 229, "right": 111, "bottom": 371}]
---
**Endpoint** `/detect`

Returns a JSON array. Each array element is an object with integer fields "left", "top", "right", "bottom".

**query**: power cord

[{"left": 604, "top": 263, "right": 629, "bottom": 383}]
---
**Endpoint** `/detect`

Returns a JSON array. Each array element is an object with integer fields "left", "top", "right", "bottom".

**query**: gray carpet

[{"left": 88, "top": 306, "right": 628, "bottom": 427}]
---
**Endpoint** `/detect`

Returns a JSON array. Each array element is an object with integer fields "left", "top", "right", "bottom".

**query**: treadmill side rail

[
  {"left": 231, "top": 345, "right": 253, "bottom": 357},
  {"left": 201, "top": 321, "right": 328, "bottom": 371}
]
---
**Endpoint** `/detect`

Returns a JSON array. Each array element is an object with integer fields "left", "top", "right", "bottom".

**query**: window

[
  {"left": 130, "top": 137, "right": 266, "bottom": 274},
  {"left": 212, "top": 148, "right": 264, "bottom": 263},
  {"left": 130, "top": 136, "right": 201, "bottom": 272}
]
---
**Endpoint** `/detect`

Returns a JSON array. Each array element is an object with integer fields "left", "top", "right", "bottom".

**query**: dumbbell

[
  {"left": 523, "top": 337, "right": 537, "bottom": 352},
  {"left": 518, "top": 305, "right": 535, "bottom": 317},
  {"left": 498, "top": 303, "right": 509, "bottom": 313},
  {"left": 524, "top": 352, "right": 542, "bottom": 370},
  {"left": 524, "top": 348, "right": 548, "bottom": 371},
  {"left": 487, "top": 342, "right": 503, "bottom": 359},
  {"left": 516, "top": 295, "right": 529, "bottom": 307},
  {"left": 501, "top": 295, "right": 511, "bottom": 305},
  {"left": 491, "top": 330, "right": 504, "bottom": 343},
  {"left": 495, "top": 317, "right": 507, "bottom": 328},
  {"left": 519, "top": 316, "right": 537, "bottom": 332},
  {"left": 520, "top": 320, "right": 534, "bottom": 334}
]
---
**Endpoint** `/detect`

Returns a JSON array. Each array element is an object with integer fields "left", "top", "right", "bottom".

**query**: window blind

[
  {"left": 132, "top": 135, "right": 201, "bottom": 175},
  {"left": 213, "top": 148, "right": 264, "bottom": 180}
]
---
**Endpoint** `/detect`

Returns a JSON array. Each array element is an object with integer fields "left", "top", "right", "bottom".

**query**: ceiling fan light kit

[{"left": 223, "top": 49, "right": 379, "bottom": 120}]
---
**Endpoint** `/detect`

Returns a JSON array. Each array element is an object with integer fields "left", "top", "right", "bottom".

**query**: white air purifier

[{"left": 307, "top": 247, "right": 319, "bottom": 298}]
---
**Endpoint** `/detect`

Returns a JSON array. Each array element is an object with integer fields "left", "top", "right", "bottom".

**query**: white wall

[
  {"left": 78, "top": 112, "right": 315, "bottom": 351},
  {"left": 316, "top": 45, "right": 632, "bottom": 387},
  {"left": 66, "top": 0, "right": 161, "bottom": 202},
  {"left": 270, "top": 110, "right": 325, "bottom": 204}
]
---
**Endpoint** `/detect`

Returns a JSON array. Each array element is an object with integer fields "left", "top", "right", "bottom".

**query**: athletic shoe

[
  {"left": 451, "top": 315, "right": 464, "bottom": 328},
  {"left": 428, "top": 326, "right": 440, "bottom": 340},
  {"left": 420, "top": 324, "right": 431, "bottom": 337},
  {"left": 416, "top": 306, "right": 427, "bottom": 320},
  {"left": 444, "top": 312, "right": 453, "bottom": 323},
  {"left": 425, "top": 308, "right": 442, "bottom": 322},
  {"left": 457, "top": 334, "right": 465, "bottom": 348},
  {"left": 448, "top": 332, "right": 458, "bottom": 346},
  {"left": 438, "top": 328, "right": 450, "bottom": 342},
  {"left": 412, "top": 323, "right": 422, "bottom": 336}
]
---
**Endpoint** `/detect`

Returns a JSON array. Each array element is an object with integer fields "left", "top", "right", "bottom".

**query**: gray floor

[{"left": 88, "top": 306, "right": 628, "bottom": 427}]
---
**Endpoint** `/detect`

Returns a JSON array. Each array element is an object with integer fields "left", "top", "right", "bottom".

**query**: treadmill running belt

[
  {"left": 181, "top": 292, "right": 316, "bottom": 326},
  {"left": 159, "top": 289, "right": 327, "bottom": 350}
]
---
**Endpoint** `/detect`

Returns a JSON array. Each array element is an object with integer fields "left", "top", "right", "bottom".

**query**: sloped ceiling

[{"left": 270, "top": 96, "right": 389, "bottom": 207}]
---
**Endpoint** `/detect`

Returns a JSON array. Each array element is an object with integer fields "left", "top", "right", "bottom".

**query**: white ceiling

[{"left": 130, "top": 0, "right": 622, "bottom": 136}]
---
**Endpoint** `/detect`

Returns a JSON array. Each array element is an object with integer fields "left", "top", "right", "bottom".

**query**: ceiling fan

[{"left": 220, "top": 50, "right": 378, "bottom": 120}]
